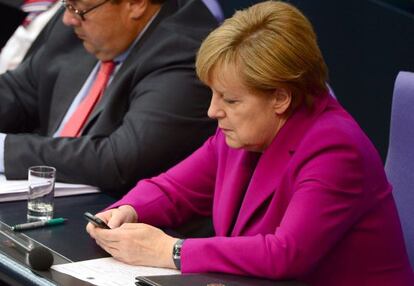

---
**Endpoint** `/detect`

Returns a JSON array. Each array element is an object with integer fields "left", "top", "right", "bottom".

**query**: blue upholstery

[{"left": 385, "top": 71, "right": 414, "bottom": 269}]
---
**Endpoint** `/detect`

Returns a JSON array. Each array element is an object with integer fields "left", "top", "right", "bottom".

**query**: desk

[
  {"left": 0, "top": 193, "right": 116, "bottom": 286},
  {"left": 0, "top": 193, "right": 115, "bottom": 262},
  {"left": 0, "top": 194, "right": 307, "bottom": 286}
]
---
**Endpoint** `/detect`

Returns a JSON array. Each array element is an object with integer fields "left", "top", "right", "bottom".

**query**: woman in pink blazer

[{"left": 87, "top": 1, "right": 414, "bottom": 285}]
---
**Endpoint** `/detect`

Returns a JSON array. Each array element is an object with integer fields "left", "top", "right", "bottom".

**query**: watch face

[
  {"left": 173, "top": 239, "right": 184, "bottom": 270},
  {"left": 173, "top": 240, "right": 182, "bottom": 259}
]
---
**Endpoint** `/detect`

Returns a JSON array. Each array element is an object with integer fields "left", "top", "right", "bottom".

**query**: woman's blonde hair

[{"left": 196, "top": 1, "right": 328, "bottom": 108}]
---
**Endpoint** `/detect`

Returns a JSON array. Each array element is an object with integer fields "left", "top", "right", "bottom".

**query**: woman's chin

[{"left": 224, "top": 137, "right": 243, "bottom": 149}]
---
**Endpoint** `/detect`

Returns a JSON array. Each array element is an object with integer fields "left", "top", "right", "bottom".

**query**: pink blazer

[{"left": 112, "top": 95, "right": 414, "bottom": 285}]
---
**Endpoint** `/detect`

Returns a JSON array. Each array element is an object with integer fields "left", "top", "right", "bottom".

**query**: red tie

[
  {"left": 60, "top": 61, "right": 116, "bottom": 137},
  {"left": 21, "top": 0, "right": 58, "bottom": 27}
]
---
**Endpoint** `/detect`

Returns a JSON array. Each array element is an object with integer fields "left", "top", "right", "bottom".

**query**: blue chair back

[{"left": 385, "top": 71, "right": 414, "bottom": 269}]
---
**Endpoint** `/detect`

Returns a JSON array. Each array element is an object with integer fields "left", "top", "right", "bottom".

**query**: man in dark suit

[{"left": 0, "top": 0, "right": 218, "bottom": 195}]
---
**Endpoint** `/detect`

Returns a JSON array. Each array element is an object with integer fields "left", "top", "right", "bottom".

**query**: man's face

[{"left": 62, "top": 0, "right": 139, "bottom": 61}]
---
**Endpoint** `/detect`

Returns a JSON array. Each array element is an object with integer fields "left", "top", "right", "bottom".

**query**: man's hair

[{"left": 196, "top": 1, "right": 328, "bottom": 109}]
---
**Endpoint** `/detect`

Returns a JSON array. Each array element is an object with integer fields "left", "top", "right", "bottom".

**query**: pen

[{"left": 12, "top": 218, "right": 67, "bottom": 231}]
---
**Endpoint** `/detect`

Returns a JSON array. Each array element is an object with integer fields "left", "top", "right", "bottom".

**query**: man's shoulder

[
  {"left": 122, "top": 0, "right": 218, "bottom": 74},
  {"left": 134, "top": 0, "right": 218, "bottom": 45},
  {"left": 159, "top": 0, "right": 219, "bottom": 40}
]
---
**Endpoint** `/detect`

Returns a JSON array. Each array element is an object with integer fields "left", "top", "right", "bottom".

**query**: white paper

[
  {"left": 52, "top": 257, "right": 181, "bottom": 286},
  {"left": 0, "top": 174, "right": 100, "bottom": 202}
]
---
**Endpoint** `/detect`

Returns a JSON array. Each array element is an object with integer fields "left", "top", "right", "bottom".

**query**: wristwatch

[{"left": 172, "top": 239, "right": 184, "bottom": 270}]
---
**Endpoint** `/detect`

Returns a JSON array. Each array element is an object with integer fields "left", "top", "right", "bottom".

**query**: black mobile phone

[{"left": 84, "top": 212, "right": 110, "bottom": 229}]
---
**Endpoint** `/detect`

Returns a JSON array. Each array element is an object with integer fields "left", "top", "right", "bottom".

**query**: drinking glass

[{"left": 27, "top": 166, "right": 56, "bottom": 222}]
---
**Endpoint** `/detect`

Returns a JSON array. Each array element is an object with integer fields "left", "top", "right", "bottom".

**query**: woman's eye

[{"left": 223, "top": 98, "right": 238, "bottom": 104}]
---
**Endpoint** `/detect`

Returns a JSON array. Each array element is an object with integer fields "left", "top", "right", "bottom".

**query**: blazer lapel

[
  {"left": 232, "top": 94, "right": 330, "bottom": 235},
  {"left": 214, "top": 149, "right": 260, "bottom": 236}
]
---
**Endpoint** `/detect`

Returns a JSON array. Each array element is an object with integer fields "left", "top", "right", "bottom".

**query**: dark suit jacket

[{"left": 0, "top": 0, "right": 218, "bottom": 195}]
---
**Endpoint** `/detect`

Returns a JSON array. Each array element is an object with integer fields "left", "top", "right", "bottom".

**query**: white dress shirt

[{"left": 0, "top": 2, "right": 61, "bottom": 74}]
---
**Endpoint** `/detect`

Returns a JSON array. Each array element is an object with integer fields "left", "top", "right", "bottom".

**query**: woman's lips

[{"left": 220, "top": 127, "right": 232, "bottom": 133}]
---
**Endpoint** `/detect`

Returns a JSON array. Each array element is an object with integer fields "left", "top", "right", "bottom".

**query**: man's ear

[
  {"left": 272, "top": 88, "right": 292, "bottom": 115},
  {"left": 127, "top": 0, "right": 147, "bottom": 19}
]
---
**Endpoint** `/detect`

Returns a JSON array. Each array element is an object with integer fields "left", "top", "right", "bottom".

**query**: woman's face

[{"left": 208, "top": 66, "right": 290, "bottom": 152}]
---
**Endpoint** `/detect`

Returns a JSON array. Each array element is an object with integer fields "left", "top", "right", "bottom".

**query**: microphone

[
  {"left": 28, "top": 246, "right": 54, "bottom": 271},
  {"left": 0, "top": 230, "right": 54, "bottom": 271}
]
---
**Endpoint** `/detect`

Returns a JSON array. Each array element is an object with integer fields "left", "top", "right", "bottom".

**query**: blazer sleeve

[
  {"left": 0, "top": 10, "right": 61, "bottom": 133},
  {"left": 0, "top": 45, "right": 41, "bottom": 134},
  {"left": 110, "top": 132, "right": 219, "bottom": 228},
  {"left": 180, "top": 129, "right": 385, "bottom": 279}
]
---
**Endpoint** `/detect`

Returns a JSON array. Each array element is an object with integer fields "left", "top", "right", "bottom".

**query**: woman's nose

[{"left": 207, "top": 94, "right": 225, "bottom": 119}]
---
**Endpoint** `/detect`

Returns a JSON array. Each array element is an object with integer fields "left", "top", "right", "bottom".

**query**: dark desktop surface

[
  {"left": 0, "top": 193, "right": 117, "bottom": 286},
  {"left": 0, "top": 193, "right": 115, "bottom": 262}
]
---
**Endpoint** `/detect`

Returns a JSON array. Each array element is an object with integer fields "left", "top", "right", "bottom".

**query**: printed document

[{"left": 52, "top": 257, "right": 180, "bottom": 286}]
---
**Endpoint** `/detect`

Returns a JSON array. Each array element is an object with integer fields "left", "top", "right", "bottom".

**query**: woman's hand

[
  {"left": 86, "top": 205, "right": 138, "bottom": 233},
  {"left": 86, "top": 205, "right": 178, "bottom": 268},
  {"left": 90, "top": 223, "right": 178, "bottom": 268}
]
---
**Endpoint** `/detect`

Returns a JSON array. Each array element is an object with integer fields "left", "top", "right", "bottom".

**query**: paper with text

[{"left": 52, "top": 257, "right": 180, "bottom": 286}]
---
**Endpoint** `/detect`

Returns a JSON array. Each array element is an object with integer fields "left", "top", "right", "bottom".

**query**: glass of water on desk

[{"left": 27, "top": 166, "right": 56, "bottom": 222}]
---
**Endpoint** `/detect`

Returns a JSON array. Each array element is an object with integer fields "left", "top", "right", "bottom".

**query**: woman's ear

[{"left": 272, "top": 88, "right": 292, "bottom": 115}]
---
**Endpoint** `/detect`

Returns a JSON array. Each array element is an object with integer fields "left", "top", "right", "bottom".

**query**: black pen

[{"left": 12, "top": 218, "right": 67, "bottom": 231}]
